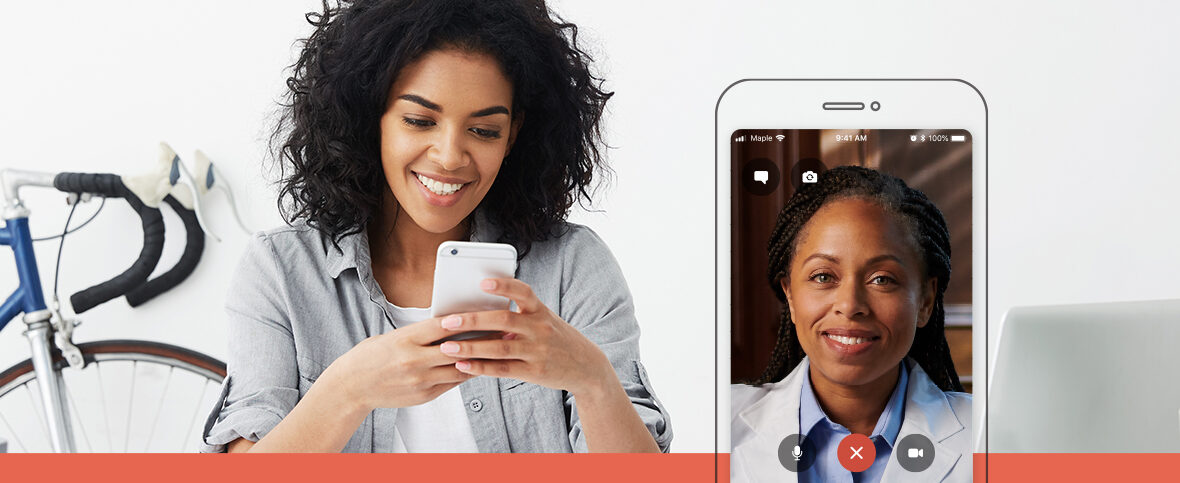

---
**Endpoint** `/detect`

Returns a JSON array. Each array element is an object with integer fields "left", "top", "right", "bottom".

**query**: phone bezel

[{"left": 714, "top": 79, "right": 988, "bottom": 456}]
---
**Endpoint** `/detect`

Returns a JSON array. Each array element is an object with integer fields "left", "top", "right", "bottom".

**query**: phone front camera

[
  {"left": 450, "top": 248, "right": 459, "bottom": 255},
  {"left": 870, "top": 101, "right": 881, "bottom": 111}
]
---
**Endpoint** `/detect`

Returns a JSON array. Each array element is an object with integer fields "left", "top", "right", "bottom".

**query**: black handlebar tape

[
  {"left": 52, "top": 172, "right": 165, "bottom": 314},
  {"left": 125, "top": 194, "right": 205, "bottom": 307}
]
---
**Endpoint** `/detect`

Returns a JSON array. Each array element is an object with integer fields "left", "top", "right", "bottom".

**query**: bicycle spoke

[
  {"left": 181, "top": 378, "right": 212, "bottom": 452},
  {"left": 123, "top": 360, "right": 138, "bottom": 452},
  {"left": 144, "top": 366, "right": 174, "bottom": 452},
  {"left": 0, "top": 405, "right": 30, "bottom": 452},
  {"left": 96, "top": 362, "right": 114, "bottom": 452},
  {"left": 63, "top": 377, "right": 94, "bottom": 452}
]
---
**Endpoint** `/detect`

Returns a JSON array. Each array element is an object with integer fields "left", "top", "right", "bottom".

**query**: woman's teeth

[
  {"left": 417, "top": 173, "right": 465, "bottom": 196},
  {"left": 825, "top": 333, "right": 873, "bottom": 345}
]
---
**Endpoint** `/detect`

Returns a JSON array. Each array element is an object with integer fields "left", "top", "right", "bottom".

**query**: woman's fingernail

[
  {"left": 456, "top": 361, "right": 471, "bottom": 371},
  {"left": 440, "top": 342, "right": 460, "bottom": 354},
  {"left": 480, "top": 279, "right": 496, "bottom": 291},
  {"left": 441, "top": 315, "right": 462, "bottom": 329}
]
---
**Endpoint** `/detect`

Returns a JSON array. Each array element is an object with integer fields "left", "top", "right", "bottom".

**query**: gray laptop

[{"left": 988, "top": 299, "right": 1180, "bottom": 452}]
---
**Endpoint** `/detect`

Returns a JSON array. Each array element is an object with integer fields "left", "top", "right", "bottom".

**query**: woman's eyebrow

[
  {"left": 802, "top": 253, "right": 839, "bottom": 264},
  {"left": 397, "top": 94, "right": 441, "bottom": 111},
  {"left": 470, "top": 105, "right": 510, "bottom": 117},
  {"left": 866, "top": 254, "right": 906, "bottom": 266}
]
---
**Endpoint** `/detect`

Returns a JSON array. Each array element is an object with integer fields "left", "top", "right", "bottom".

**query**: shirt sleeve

[
  {"left": 199, "top": 234, "right": 300, "bottom": 453},
  {"left": 559, "top": 226, "right": 674, "bottom": 453}
]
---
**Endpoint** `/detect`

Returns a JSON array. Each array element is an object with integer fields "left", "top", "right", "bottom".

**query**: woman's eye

[
  {"left": 402, "top": 117, "right": 434, "bottom": 128},
  {"left": 869, "top": 275, "right": 896, "bottom": 285},
  {"left": 810, "top": 273, "right": 834, "bottom": 284},
  {"left": 470, "top": 127, "right": 502, "bottom": 139}
]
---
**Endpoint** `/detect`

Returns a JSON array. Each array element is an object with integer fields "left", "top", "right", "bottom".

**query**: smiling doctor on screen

[{"left": 731, "top": 166, "right": 971, "bottom": 482}]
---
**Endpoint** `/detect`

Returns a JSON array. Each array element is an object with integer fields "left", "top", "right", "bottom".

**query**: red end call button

[{"left": 838, "top": 433, "right": 875, "bottom": 473}]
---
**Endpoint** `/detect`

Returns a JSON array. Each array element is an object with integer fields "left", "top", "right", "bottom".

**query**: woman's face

[
  {"left": 379, "top": 48, "right": 520, "bottom": 234},
  {"left": 782, "top": 198, "right": 936, "bottom": 389}
]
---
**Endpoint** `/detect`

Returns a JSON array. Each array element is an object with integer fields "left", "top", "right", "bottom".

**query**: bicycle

[{"left": 0, "top": 144, "right": 247, "bottom": 452}]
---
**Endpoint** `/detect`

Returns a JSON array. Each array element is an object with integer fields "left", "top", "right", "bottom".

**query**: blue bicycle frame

[{"left": 0, "top": 216, "right": 48, "bottom": 332}]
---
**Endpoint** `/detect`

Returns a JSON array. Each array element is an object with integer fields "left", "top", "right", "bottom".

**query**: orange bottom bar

[
  {"left": 0, "top": 453, "right": 724, "bottom": 483},
  {"left": 9, "top": 452, "right": 1180, "bottom": 482},
  {"left": 978, "top": 453, "right": 1180, "bottom": 481}
]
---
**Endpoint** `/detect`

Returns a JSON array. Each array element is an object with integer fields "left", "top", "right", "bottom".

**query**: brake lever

[
  {"left": 168, "top": 154, "right": 220, "bottom": 242},
  {"left": 121, "top": 142, "right": 220, "bottom": 241},
  {"left": 191, "top": 150, "right": 252, "bottom": 236}
]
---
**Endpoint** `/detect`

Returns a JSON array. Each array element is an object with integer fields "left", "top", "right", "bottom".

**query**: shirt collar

[
  {"left": 323, "top": 208, "right": 502, "bottom": 280},
  {"left": 799, "top": 358, "right": 909, "bottom": 447}
]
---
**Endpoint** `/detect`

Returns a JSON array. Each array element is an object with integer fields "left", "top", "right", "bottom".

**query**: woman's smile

[
  {"left": 819, "top": 327, "right": 882, "bottom": 356},
  {"left": 413, "top": 171, "right": 473, "bottom": 206}
]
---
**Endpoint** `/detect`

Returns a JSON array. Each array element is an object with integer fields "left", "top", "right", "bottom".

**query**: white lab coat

[{"left": 731, "top": 357, "right": 972, "bottom": 482}]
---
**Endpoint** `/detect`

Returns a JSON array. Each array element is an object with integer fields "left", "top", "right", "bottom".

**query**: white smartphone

[
  {"left": 716, "top": 80, "right": 987, "bottom": 456},
  {"left": 430, "top": 241, "right": 518, "bottom": 343}
]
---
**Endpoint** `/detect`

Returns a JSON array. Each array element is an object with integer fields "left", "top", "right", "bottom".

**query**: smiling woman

[
  {"left": 730, "top": 166, "right": 970, "bottom": 482},
  {"left": 197, "top": 0, "right": 671, "bottom": 454}
]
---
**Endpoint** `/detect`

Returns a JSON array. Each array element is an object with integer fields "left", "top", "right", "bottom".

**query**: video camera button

[{"left": 896, "top": 434, "right": 936, "bottom": 472}]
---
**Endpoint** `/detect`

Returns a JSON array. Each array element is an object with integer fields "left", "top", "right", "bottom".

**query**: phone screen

[{"left": 728, "top": 128, "right": 973, "bottom": 477}]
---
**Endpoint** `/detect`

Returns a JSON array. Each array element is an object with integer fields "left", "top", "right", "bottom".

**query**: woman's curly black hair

[
  {"left": 750, "top": 166, "right": 964, "bottom": 392},
  {"left": 272, "top": 0, "right": 612, "bottom": 253}
]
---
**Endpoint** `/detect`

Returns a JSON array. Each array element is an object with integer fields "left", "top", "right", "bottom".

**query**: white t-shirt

[{"left": 388, "top": 305, "right": 480, "bottom": 453}]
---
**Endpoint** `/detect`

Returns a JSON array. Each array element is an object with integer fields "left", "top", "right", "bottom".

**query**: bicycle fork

[{"left": 23, "top": 309, "right": 77, "bottom": 452}]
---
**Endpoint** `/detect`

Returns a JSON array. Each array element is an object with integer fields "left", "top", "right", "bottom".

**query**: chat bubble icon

[{"left": 754, "top": 170, "right": 769, "bottom": 184}]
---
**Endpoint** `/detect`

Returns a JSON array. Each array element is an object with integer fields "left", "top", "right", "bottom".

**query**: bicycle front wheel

[{"left": 0, "top": 339, "right": 226, "bottom": 453}]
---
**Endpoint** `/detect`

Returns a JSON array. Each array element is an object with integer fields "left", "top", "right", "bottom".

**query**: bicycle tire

[{"left": 0, "top": 339, "right": 226, "bottom": 453}]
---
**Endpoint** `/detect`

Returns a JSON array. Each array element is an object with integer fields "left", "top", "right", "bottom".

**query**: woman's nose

[
  {"left": 832, "top": 282, "right": 870, "bottom": 318},
  {"left": 429, "top": 126, "right": 469, "bottom": 171}
]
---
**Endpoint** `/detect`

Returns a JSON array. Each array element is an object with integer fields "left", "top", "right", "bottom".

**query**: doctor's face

[{"left": 782, "top": 198, "right": 936, "bottom": 390}]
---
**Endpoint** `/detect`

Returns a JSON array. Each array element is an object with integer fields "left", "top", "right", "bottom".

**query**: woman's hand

[
  {"left": 436, "top": 278, "right": 617, "bottom": 398},
  {"left": 319, "top": 316, "right": 477, "bottom": 413}
]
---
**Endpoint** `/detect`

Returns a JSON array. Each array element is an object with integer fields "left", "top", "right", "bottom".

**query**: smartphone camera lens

[
  {"left": 870, "top": 101, "right": 881, "bottom": 111},
  {"left": 450, "top": 248, "right": 459, "bottom": 255}
]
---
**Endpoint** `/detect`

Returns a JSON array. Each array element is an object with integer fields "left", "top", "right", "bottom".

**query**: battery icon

[{"left": 951, "top": 135, "right": 966, "bottom": 142}]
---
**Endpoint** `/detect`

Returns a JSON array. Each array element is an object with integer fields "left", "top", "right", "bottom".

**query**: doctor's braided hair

[{"left": 750, "top": 166, "right": 964, "bottom": 392}]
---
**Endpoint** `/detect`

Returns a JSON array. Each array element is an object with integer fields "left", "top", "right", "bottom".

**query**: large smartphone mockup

[{"left": 717, "top": 80, "right": 986, "bottom": 479}]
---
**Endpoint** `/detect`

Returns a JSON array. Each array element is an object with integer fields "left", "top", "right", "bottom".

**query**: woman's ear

[
  {"left": 780, "top": 277, "right": 796, "bottom": 320},
  {"left": 917, "top": 277, "right": 937, "bottom": 328},
  {"left": 506, "top": 111, "right": 525, "bottom": 155}
]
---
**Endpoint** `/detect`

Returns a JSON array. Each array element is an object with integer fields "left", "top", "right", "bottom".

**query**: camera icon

[{"left": 802, "top": 171, "right": 818, "bottom": 184}]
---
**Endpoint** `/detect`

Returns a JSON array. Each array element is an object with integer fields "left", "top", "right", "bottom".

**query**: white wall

[{"left": 2, "top": 0, "right": 1179, "bottom": 454}]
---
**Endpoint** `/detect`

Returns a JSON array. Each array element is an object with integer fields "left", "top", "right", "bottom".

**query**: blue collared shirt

[{"left": 798, "top": 360, "right": 908, "bottom": 483}]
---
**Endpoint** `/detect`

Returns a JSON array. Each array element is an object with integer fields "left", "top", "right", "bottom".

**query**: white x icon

[{"left": 850, "top": 446, "right": 864, "bottom": 460}]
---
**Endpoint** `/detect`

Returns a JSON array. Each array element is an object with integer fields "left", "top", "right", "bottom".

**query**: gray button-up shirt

[{"left": 199, "top": 217, "right": 673, "bottom": 452}]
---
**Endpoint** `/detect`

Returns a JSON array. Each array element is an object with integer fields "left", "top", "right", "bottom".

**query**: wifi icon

[{"left": 775, "top": 134, "right": 785, "bottom": 141}]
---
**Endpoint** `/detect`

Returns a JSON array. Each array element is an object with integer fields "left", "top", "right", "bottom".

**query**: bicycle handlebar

[
  {"left": 124, "top": 194, "right": 205, "bottom": 307},
  {"left": 52, "top": 172, "right": 165, "bottom": 313}
]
